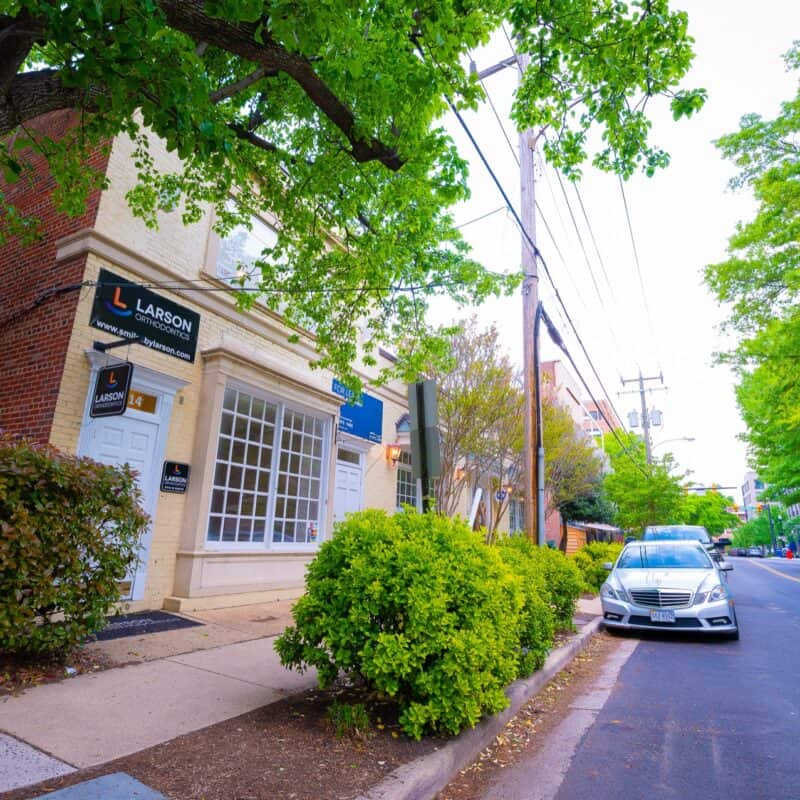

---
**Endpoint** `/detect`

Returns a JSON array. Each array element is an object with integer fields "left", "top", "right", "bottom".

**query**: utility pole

[
  {"left": 518, "top": 56, "right": 543, "bottom": 544},
  {"left": 620, "top": 370, "right": 665, "bottom": 464},
  {"left": 473, "top": 52, "right": 542, "bottom": 544}
]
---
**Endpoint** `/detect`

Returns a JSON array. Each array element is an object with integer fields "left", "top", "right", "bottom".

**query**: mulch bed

[
  {"left": 1, "top": 622, "right": 602, "bottom": 800},
  {"left": 0, "top": 681, "right": 443, "bottom": 800},
  {"left": 0, "top": 647, "right": 119, "bottom": 698}
]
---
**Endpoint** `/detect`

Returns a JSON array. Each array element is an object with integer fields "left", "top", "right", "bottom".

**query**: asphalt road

[{"left": 550, "top": 556, "right": 800, "bottom": 800}]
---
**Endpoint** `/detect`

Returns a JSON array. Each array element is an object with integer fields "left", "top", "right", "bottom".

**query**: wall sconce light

[
  {"left": 454, "top": 467, "right": 466, "bottom": 482},
  {"left": 386, "top": 443, "right": 403, "bottom": 466}
]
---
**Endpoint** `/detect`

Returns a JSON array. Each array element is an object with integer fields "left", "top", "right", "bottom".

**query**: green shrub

[
  {"left": 495, "top": 537, "right": 555, "bottom": 676},
  {"left": 0, "top": 434, "right": 149, "bottom": 654},
  {"left": 571, "top": 542, "right": 623, "bottom": 593},
  {"left": 275, "top": 510, "right": 523, "bottom": 740},
  {"left": 517, "top": 542, "right": 583, "bottom": 631}
]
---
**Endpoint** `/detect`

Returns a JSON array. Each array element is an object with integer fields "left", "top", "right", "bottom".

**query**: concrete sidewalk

[{"left": 0, "top": 596, "right": 603, "bottom": 797}]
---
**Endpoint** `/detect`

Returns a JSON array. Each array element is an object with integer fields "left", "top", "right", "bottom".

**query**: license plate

[{"left": 651, "top": 609, "right": 676, "bottom": 623}]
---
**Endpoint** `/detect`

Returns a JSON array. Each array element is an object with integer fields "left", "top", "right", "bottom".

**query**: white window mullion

[{"left": 264, "top": 403, "right": 285, "bottom": 550}]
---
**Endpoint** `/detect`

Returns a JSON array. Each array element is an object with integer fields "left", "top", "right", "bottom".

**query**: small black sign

[
  {"left": 161, "top": 461, "right": 190, "bottom": 494},
  {"left": 90, "top": 363, "right": 133, "bottom": 418},
  {"left": 90, "top": 268, "right": 200, "bottom": 363}
]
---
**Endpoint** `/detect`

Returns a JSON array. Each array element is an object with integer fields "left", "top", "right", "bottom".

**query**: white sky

[{"left": 432, "top": 0, "right": 800, "bottom": 504}]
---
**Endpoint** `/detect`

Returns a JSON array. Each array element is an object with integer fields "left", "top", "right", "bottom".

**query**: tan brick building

[{"left": 0, "top": 113, "right": 424, "bottom": 612}]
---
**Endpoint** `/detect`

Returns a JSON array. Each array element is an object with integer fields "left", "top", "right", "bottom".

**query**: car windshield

[
  {"left": 642, "top": 526, "right": 710, "bottom": 544},
  {"left": 618, "top": 544, "right": 712, "bottom": 569}
]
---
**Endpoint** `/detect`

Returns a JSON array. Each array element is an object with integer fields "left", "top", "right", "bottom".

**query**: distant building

[
  {"left": 582, "top": 399, "right": 622, "bottom": 434},
  {"left": 741, "top": 471, "right": 766, "bottom": 520}
]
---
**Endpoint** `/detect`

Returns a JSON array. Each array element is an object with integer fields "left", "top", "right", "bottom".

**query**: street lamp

[{"left": 652, "top": 437, "right": 695, "bottom": 450}]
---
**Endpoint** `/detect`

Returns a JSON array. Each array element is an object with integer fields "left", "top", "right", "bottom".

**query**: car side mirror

[
  {"left": 719, "top": 562, "right": 733, "bottom": 571},
  {"left": 602, "top": 562, "right": 614, "bottom": 571}
]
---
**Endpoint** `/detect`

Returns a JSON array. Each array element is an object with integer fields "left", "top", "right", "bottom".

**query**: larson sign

[
  {"left": 90, "top": 363, "right": 133, "bottom": 418},
  {"left": 90, "top": 268, "right": 200, "bottom": 363}
]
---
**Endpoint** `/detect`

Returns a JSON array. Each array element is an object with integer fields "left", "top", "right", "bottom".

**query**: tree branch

[
  {"left": 156, "top": 0, "right": 403, "bottom": 170},
  {"left": 0, "top": 69, "right": 105, "bottom": 137},
  {"left": 210, "top": 66, "right": 273, "bottom": 104},
  {"left": 0, "top": 10, "right": 45, "bottom": 96}
]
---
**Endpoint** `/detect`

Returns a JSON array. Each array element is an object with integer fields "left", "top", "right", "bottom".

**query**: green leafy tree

[
  {"left": 704, "top": 43, "right": 800, "bottom": 503},
  {"left": 731, "top": 516, "right": 773, "bottom": 549},
  {"left": 603, "top": 432, "right": 685, "bottom": 531},
  {"left": 432, "top": 317, "right": 523, "bottom": 522},
  {"left": 559, "top": 481, "right": 615, "bottom": 525},
  {"left": 542, "top": 392, "right": 604, "bottom": 516},
  {"left": 433, "top": 320, "right": 602, "bottom": 539},
  {"left": 2, "top": 0, "right": 703, "bottom": 386},
  {"left": 679, "top": 491, "right": 740, "bottom": 535}
]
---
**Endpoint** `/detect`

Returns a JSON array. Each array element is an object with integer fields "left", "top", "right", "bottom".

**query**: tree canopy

[
  {"left": 680, "top": 491, "right": 740, "bottom": 536},
  {"left": 1, "top": 0, "right": 703, "bottom": 385},
  {"left": 704, "top": 43, "right": 800, "bottom": 504},
  {"left": 602, "top": 432, "right": 685, "bottom": 531},
  {"left": 431, "top": 319, "right": 602, "bottom": 537}
]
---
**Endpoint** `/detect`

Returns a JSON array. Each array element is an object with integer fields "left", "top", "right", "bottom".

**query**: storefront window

[{"left": 207, "top": 386, "right": 328, "bottom": 546}]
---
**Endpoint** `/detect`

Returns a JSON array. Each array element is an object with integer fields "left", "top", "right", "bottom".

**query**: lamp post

[{"left": 652, "top": 436, "right": 695, "bottom": 451}]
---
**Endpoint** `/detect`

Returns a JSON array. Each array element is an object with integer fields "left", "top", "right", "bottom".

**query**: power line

[
  {"left": 455, "top": 205, "right": 507, "bottom": 229},
  {"left": 618, "top": 175, "right": 662, "bottom": 369},
  {"left": 472, "top": 69, "right": 589, "bottom": 322},
  {"left": 448, "top": 102, "right": 631, "bottom": 435},
  {"left": 540, "top": 304, "right": 649, "bottom": 478},
  {"left": 573, "top": 182, "right": 619, "bottom": 307}
]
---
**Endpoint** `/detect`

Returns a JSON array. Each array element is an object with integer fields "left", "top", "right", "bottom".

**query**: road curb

[{"left": 357, "top": 615, "right": 604, "bottom": 800}]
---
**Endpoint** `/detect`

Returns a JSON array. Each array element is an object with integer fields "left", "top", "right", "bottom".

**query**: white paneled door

[
  {"left": 333, "top": 458, "right": 363, "bottom": 525},
  {"left": 84, "top": 414, "right": 160, "bottom": 599}
]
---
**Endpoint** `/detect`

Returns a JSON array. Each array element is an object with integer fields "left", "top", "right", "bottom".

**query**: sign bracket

[{"left": 93, "top": 336, "right": 141, "bottom": 353}]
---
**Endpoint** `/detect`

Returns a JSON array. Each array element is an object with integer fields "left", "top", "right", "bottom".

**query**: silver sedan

[{"left": 601, "top": 541, "right": 739, "bottom": 640}]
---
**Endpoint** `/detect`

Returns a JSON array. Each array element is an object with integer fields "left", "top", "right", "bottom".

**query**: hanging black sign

[
  {"left": 90, "top": 268, "right": 200, "bottom": 363},
  {"left": 90, "top": 363, "right": 133, "bottom": 418},
  {"left": 161, "top": 461, "right": 190, "bottom": 494}
]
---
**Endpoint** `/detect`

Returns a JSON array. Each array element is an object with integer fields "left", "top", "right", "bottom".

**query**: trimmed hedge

[
  {"left": 276, "top": 511, "right": 584, "bottom": 739},
  {"left": 571, "top": 541, "right": 624, "bottom": 593},
  {"left": 0, "top": 434, "right": 149, "bottom": 654}
]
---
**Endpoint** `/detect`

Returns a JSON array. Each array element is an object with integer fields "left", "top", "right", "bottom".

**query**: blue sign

[{"left": 332, "top": 379, "right": 383, "bottom": 444}]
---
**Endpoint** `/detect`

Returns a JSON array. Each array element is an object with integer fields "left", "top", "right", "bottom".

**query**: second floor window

[{"left": 216, "top": 213, "right": 279, "bottom": 289}]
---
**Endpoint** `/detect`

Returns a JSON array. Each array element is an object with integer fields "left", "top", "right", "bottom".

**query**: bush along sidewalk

[
  {"left": 275, "top": 510, "right": 582, "bottom": 740},
  {"left": 571, "top": 541, "right": 623, "bottom": 593},
  {"left": 0, "top": 433, "right": 149, "bottom": 656}
]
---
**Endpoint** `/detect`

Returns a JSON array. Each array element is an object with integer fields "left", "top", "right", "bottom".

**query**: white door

[
  {"left": 84, "top": 414, "right": 160, "bottom": 599},
  {"left": 333, "top": 450, "right": 363, "bottom": 525}
]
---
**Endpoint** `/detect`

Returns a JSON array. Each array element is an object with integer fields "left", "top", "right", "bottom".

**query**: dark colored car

[{"left": 642, "top": 525, "right": 713, "bottom": 546}]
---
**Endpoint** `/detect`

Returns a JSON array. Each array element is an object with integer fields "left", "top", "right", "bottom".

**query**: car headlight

[
  {"left": 707, "top": 584, "right": 728, "bottom": 602},
  {"left": 601, "top": 582, "right": 628, "bottom": 602}
]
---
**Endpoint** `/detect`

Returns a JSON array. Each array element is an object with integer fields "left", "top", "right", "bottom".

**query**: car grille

[
  {"left": 629, "top": 588, "right": 692, "bottom": 608},
  {"left": 629, "top": 615, "right": 702, "bottom": 628}
]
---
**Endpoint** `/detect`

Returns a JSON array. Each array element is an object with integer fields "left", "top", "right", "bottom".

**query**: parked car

[
  {"left": 643, "top": 524, "right": 713, "bottom": 547},
  {"left": 642, "top": 524, "right": 725, "bottom": 562},
  {"left": 747, "top": 546, "right": 764, "bottom": 557},
  {"left": 600, "top": 540, "right": 739, "bottom": 640}
]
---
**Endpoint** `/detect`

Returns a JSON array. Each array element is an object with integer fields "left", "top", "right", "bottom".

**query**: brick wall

[{"left": 0, "top": 110, "right": 110, "bottom": 441}]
